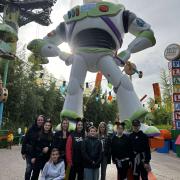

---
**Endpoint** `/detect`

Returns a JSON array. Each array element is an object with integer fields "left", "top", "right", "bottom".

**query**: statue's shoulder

[{"left": 64, "top": 2, "right": 125, "bottom": 23}]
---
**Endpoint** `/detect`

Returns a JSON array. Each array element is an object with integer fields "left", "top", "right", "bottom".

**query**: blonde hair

[{"left": 98, "top": 122, "right": 107, "bottom": 137}]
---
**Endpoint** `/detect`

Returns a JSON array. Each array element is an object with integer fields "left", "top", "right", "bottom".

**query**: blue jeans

[{"left": 84, "top": 168, "right": 99, "bottom": 180}]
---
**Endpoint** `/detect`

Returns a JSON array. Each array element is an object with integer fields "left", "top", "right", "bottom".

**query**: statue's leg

[
  {"left": 61, "top": 54, "right": 87, "bottom": 121},
  {"left": 98, "top": 55, "right": 146, "bottom": 121}
]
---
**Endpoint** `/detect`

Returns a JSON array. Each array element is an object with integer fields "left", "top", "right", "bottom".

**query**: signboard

[
  {"left": 175, "top": 120, "right": 180, "bottom": 130},
  {"left": 174, "top": 102, "right": 180, "bottom": 111},
  {"left": 171, "top": 60, "right": 180, "bottom": 68},
  {"left": 173, "top": 93, "right": 180, "bottom": 102},
  {"left": 164, "top": 44, "right": 180, "bottom": 61},
  {"left": 172, "top": 76, "right": 180, "bottom": 85},
  {"left": 172, "top": 68, "right": 180, "bottom": 76},
  {"left": 173, "top": 76, "right": 180, "bottom": 85},
  {"left": 174, "top": 111, "right": 180, "bottom": 120},
  {"left": 173, "top": 85, "right": 180, "bottom": 93}
]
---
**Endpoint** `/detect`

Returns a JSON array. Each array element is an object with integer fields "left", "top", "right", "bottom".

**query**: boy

[{"left": 82, "top": 126, "right": 102, "bottom": 180}]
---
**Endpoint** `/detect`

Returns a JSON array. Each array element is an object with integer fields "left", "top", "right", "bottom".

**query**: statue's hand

[
  {"left": 27, "top": 39, "right": 73, "bottom": 65},
  {"left": 27, "top": 39, "right": 61, "bottom": 58},
  {"left": 116, "top": 50, "right": 131, "bottom": 67},
  {"left": 27, "top": 39, "right": 47, "bottom": 55}
]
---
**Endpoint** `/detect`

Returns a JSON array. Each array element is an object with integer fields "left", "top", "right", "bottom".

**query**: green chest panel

[{"left": 64, "top": 2, "right": 124, "bottom": 23}]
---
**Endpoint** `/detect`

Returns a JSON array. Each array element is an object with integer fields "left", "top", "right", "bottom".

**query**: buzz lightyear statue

[{"left": 28, "top": 0, "right": 158, "bottom": 134}]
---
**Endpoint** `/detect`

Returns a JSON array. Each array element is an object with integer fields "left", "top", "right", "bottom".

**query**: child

[
  {"left": 41, "top": 148, "right": 65, "bottom": 180},
  {"left": 82, "top": 126, "right": 102, "bottom": 180},
  {"left": 111, "top": 122, "right": 133, "bottom": 180},
  {"left": 7, "top": 130, "right": 14, "bottom": 149}
]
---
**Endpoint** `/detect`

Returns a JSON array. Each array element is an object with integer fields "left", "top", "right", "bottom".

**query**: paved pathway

[{"left": 0, "top": 146, "right": 180, "bottom": 180}]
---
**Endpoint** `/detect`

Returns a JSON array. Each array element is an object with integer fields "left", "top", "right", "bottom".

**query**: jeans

[
  {"left": 69, "top": 164, "right": 84, "bottom": 180},
  {"left": 100, "top": 156, "right": 108, "bottom": 180},
  {"left": 133, "top": 162, "right": 148, "bottom": 180},
  {"left": 25, "top": 156, "right": 33, "bottom": 180},
  {"left": 116, "top": 160, "right": 129, "bottom": 180},
  {"left": 84, "top": 168, "right": 99, "bottom": 180}
]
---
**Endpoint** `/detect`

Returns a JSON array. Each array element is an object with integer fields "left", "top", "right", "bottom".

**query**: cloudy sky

[{"left": 18, "top": 0, "right": 180, "bottom": 102}]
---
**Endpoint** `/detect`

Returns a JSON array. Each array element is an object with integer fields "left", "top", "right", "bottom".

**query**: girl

[
  {"left": 52, "top": 118, "right": 70, "bottom": 167},
  {"left": 41, "top": 148, "right": 65, "bottom": 180},
  {"left": 66, "top": 119, "right": 85, "bottom": 180},
  {"left": 31, "top": 120, "right": 53, "bottom": 180},
  {"left": 82, "top": 126, "right": 102, "bottom": 180},
  {"left": 98, "top": 122, "right": 111, "bottom": 180},
  {"left": 21, "top": 115, "right": 45, "bottom": 180},
  {"left": 111, "top": 122, "right": 133, "bottom": 180}
]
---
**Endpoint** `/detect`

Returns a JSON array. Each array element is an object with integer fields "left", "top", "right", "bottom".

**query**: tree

[
  {"left": 146, "top": 69, "right": 172, "bottom": 125},
  {"left": 84, "top": 94, "right": 118, "bottom": 127}
]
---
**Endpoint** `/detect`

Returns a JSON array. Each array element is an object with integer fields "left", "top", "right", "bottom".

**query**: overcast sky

[{"left": 18, "top": 0, "right": 180, "bottom": 102}]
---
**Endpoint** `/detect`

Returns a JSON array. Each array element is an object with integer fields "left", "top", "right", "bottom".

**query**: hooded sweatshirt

[{"left": 41, "top": 160, "right": 65, "bottom": 180}]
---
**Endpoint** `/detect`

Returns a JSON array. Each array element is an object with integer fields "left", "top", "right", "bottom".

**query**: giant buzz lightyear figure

[{"left": 28, "top": 0, "right": 159, "bottom": 134}]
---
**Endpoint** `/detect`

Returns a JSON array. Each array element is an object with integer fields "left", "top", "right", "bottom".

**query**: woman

[
  {"left": 52, "top": 118, "right": 70, "bottom": 167},
  {"left": 41, "top": 148, "right": 65, "bottom": 180},
  {"left": 111, "top": 122, "right": 133, "bottom": 180},
  {"left": 31, "top": 120, "right": 53, "bottom": 180},
  {"left": 98, "top": 122, "right": 111, "bottom": 180},
  {"left": 66, "top": 119, "right": 85, "bottom": 180},
  {"left": 82, "top": 126, "right": 102, "bottom": 180},
  {"left": 21, "top": 115, "right": 45, "bottom": 180}
]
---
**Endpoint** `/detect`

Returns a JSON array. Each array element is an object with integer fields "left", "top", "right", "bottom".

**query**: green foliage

[
  {"left": 146, "top": 69, "right": 173, "bottom": 126},
  {"left": 84, "top": 94, "right": 118, "bottom": 127},
  {"left": 150, "top": 107, "right": 172, "bottom": 125},
  {"left": 1, "top": 55, "right": 64, "bottom": 130}
]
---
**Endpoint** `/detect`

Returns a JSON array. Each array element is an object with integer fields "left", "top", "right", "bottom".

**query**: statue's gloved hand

[
  {"left": 116, "top": 50, "right": 131, "bottom": 67},
  {"left": 28, "top": 39, "right": 61, "bottom": 57},
  {"left": 27, "top": 39, "right": 47, "bottom": 55},
  {"left": 27, "top": 39, "right": 73, "bottom": 65}
]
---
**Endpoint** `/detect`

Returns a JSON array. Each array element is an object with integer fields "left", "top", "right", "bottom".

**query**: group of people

[{"left": 21, "top": 115, "right": 151, "bottom": 180}]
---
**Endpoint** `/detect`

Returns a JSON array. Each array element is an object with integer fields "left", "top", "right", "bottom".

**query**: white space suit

[{"left": 28, "top": 0, "right": 158, "bottom": 134}]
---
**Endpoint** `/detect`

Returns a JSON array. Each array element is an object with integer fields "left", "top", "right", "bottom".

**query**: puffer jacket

[{"left": 81, "top": 136, "right": 102, "bottom": 169}]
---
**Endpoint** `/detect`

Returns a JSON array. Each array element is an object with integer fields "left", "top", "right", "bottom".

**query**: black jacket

[
  {"left": 111, "top": 134, "right": 133, "bottom": 162},
  {"left": 21, "top": 124, "right": 41, "bottom": 156},
  {"left": 129, "top": 130, "right": 151, "bottom": 163},
  {"left": 32, "top": 131, "right": 53, "bottom": 159},
  {"left": 71, "top": 131, "right": 84, "bottom": 165},
  {"left": 99, "top": 135, "right": 111, "bottom": 164},
  {"left": 82, "top": 136, "right": 102, "bottom": 169},
  {"left": 32, "top": 131, "right": 53, "bottom": 169},
  {"left": 52, "top": 131, "right": 70, "bottom": 156}
]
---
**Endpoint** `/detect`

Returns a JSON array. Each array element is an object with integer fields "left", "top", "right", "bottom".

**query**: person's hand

[
  {"left": 22, "top": 154, "right": 26, "bottom": 160},
  {"left": 42, "top": 147, "right": 49, "bottom": 153},
  {"left": 115, "top": 49, "right": 131, "bottom": 67},
  {"left": 31, "top": 158, "right": 36, "bottom": 164},
  {"left": 129, "top": 161, "right": 133, "bottom": 168},
  {"left": 144, "top": 163, "right": 151, "bottom": 172}
]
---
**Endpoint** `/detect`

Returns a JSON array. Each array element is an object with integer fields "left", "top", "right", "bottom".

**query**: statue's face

[{"left": 83, "top": 0, "right": 102, "bottom": 4}]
